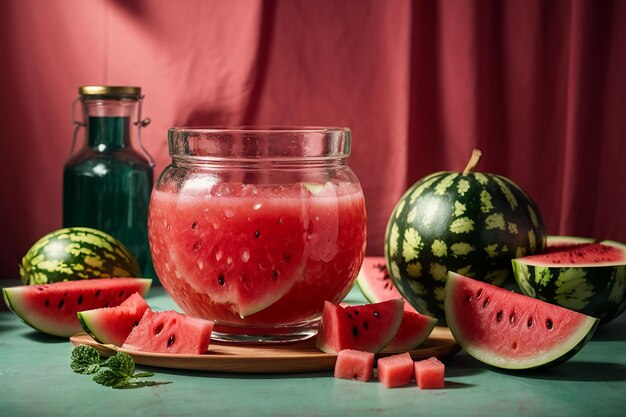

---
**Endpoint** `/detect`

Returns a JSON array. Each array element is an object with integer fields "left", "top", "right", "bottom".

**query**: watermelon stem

[{"left": 463, "top": 149, "right": 482, "bottom": 175}]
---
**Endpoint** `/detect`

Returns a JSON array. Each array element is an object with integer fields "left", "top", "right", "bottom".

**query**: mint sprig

[{"left": 71, "top": 345, "right": 160, "bottom": 389}]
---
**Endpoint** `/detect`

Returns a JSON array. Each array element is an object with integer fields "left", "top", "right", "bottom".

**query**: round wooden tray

[{"left": 70, "top": 326, "right": 459, "bottom": 373}]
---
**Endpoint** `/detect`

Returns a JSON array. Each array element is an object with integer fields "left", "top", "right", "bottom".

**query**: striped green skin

[
  {"left": 512, "top": 240, "right": 626, "bottom": 324},
  {"left": 20, "top": 227, "right": 142, "bottom": 285},
  {"left": 384, "top": 171, "right": 547, "bottom": 324}
]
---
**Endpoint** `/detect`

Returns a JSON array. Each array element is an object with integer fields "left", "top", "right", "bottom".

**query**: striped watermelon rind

[
  {"left": 385, "top": 167, "right": 547, "bottom": 324},
  {"left": 19, "top": 227, "right": 142, "bottom": 285},
  {"left": 512, "top": 238, "right": 626, "bottom": 324}
]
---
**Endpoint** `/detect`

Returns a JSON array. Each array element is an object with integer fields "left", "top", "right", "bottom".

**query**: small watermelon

[
  {"left": 356, "top": 257, "right": 417, "bottom": 312},
  {"left": 78, "top": 292, "right": 152, "bottom": 346},
  {"left": 316, "top": 299, "right": 404, "bottom": 354},
  {"left": 445, "top": 272, "right": 599, "bottom": 370},
  {"left": 122, "top": 310, "right": 214, "bottom": 354},
  {"left": 512, "top": 238, "right": 626, "bottom": 324},
  {"left": 385, "top": 149, "right": 547, "bottom": 323},
  {"left": 381, "top": 310, "right": 437, "bottom": 353},
  {"left": 3, "top": 278, "right": 152, "bottom": 337},
  {"left": 20, "top": 227, "right": 142, "bottom": 285}
]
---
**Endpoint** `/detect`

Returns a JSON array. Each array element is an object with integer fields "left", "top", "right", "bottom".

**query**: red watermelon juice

[{"left": 149, "top": 181, "right": 366, "bottom": 341}]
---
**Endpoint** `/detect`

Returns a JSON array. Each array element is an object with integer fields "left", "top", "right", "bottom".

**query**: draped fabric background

[{"left": 1, "top": 0, "right": 625, "bottom": 279}]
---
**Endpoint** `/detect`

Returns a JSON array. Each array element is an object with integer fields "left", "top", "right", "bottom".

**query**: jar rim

[
  {"left": 168, "top": 126, "right": 352, "bottom": 161},
  {"left": 169, "top": 126, "right": 350, "bottom": 134}
]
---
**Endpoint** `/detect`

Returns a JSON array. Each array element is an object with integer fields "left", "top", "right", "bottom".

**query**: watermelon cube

[
  {"left": 334, "top": 349, "right": 374, "bottom": 382},
  {"left": 414, "top": 357, "right": 445, "bottom": 389},
  {"left": 377, "top": 352, "right": 413, "bottom": 388}
]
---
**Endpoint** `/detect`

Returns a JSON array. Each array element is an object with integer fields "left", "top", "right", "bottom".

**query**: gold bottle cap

[{"left": 78, "top": 86, "right": 141, "bottom": 97}]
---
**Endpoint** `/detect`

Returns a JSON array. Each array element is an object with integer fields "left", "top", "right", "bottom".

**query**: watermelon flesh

[
  {"left": 382, "top": 310, "right": 437, "bottom": 353},
  {"left": 356, "top": 257, "right": 417, "bottom": 313},
  {"left": 316, "top": 299, "right": 404, "bottom": 354},
  {"left": 377, "top": 352, "right": 414, "bottom": 388},
  {"left": 445, "top": 272, "right": 599, "bottom": 370},
  {"left": 333, "top": 349, "right": 374, "bottom": 382},
  {"left": 414, "top": 357, "right": 445, "bottom": 389},
  {"left": 122, "top": 310, "right": 214, "bottom": 354},
  {"left": 3, "top": 278, "right": 152, "bottom": 337},
  {"left": 78, "top": 292, "right": 151, "bottom": 346}
]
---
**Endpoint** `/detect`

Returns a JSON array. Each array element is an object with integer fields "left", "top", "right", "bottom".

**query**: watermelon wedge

[
  {"left": 3, "top": 278, "right": 152, "bottom": 337},
  {"left": 381, "top": 310, "right": 437, "bottom": 353},
  {"left": 356, "top": 257, "right": 417, "bottom": 312},
  {"left": 445, "top": 272, "right": 599, "bottom": 370},
  {"left": 78, "top": 292, "right": 152, "bottom": 346},
  {"left": 316, "top": 299, "right": 404, "bottom": 354},
  {"left": 122, "top": 310, "right": 214, "bottom": 354}
]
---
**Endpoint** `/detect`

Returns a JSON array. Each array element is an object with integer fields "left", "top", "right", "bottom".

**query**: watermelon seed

[
  {"left": 354, "top": 309, "right": 359, "bottom": 315},
  {"left": 278, "top": 217, "right": 284, "bottom": 224},
  {"left": 218, "top": 273, "right": 225, "bottom": 286},
  {"left": 272, "top": 269, "right": 279, "bottom": 280},
  {"left": 483, "top": 298, "right": 490, "bottom": 308},
  {"left": 44, "top": 299, "right": 49, "bottom": 308},
  {"left": 168, "top": 335, "right": 176, "bottom": 347},
  {"left": 496, "top": 310, "right": 503, "bottom": 322},
  {"left": 77, "top": 295, "right": 83, "bottom": 305},
  {"left": 192, "top": 221, "right": 198, "bottom": 230},
  {"left": 527, "top": 317, "right": 533, "bottom": 328},
  {"left": 58, "top": 299, "right": 65, "bottom": 309},
  {"left": 464, "top": 295, "right": 472, "bottom": 304},
  {"left": 282, "top": 254, "right": 291, "bottom": 263},
  {"left": 193, "top": 241, "right": 201, "bottom": 251},
  {"left": 509, "top": 313, "right": 516, "bottom": 324},
  {"left": 134, "top": 320, "right": 139, "bottom": 327},
  {"left": 363, "top": 321, "right": 368, "bottom": 329},
  {"left": 95, "top": 290, "right": 101, "bottom": 297},
  {"left": 346, "top": 312, "right": 352, "bottom": 319},
  {"left": 546, "top": 319, "right": 554, "bottom": 330},
  {"left": 104, "top": 302, "right": 109, "bottom": 307},
  {"left": 373, "top": 311, "right": 380, "bottom": 318},
  {"left": 119, "top": 291, "right": 124, "bottom": 298},
  {"left": 512, "top": 341, "right": 518, "bottom": 350},
  {"left": 255, "top": 230, "right": 261, "bottom": 238},
  {"left": 37, "top": 287, "right": 44, "bottom": 291},
  {"left": 352, "top": 326, "right": 358, "bottom": 337},
  {"left": 476, "top": 289, "right": 483, "bottom": 300},
  {"left": 155, "top": 323, "right": 164, "bottom": 335}
]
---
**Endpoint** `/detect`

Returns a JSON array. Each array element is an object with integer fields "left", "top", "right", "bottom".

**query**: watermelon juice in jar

[{"left": 148, "top": 127, "right": 366, "bottom": 342}]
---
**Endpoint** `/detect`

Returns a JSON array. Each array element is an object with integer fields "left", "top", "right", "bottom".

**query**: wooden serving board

[{"left": 70, "top": 327, "right": 459, "bottom": 374}]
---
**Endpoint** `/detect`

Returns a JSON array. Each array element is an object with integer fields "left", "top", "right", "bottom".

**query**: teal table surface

[{"left": 1, "top": 283, "right": 625, "bottom": 417}]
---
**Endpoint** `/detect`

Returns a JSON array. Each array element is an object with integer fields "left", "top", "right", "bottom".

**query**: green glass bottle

[{"left": 63, "top": 86, "right": 155, "bottom": 279}]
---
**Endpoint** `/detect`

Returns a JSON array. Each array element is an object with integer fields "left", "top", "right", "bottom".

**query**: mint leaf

[
  {"left": 71, "top": 345, "right": 102, "bottom": 374},
  {"left": 93, "top": 369, "right": 131, "bottom": 388},
  {"left": 107, "top": 352, "right": 135, "bottom": 376}
]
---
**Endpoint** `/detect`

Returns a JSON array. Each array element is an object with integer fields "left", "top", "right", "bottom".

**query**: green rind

[
  {"left": 385, "top": 171, "right": 547, "bottom": 324},
  {"left": 444, "top": 272, "right": 599, "bottom": 370},
  {"left": 512, "top": 243, "right": 626, "bottom": 323},
  {"left": 3, "top": 278, "right": 152, "bottom": 337},
  {"left": 20, "top": 227, "right": 142, "bottom": 285}
]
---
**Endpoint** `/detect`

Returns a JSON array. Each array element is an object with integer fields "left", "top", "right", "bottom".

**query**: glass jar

[
  {"left": 148, "top": 127, "right": 367, "bottom": 342},
  {"left": 63, "top": 86, "right": 155, "bottom": 279}
]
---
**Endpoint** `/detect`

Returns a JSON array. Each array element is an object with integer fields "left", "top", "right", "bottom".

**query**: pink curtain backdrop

[{"left": 1, "top": 0, "right": 625, "bottom": 279}]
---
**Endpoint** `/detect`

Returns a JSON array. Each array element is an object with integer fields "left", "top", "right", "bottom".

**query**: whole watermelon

[
  {"left": 384, "top": 150, "right": 547, "bottom": 324},
  {"left": 20, "top": 227, "right": 142, "bottom": 285}
]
